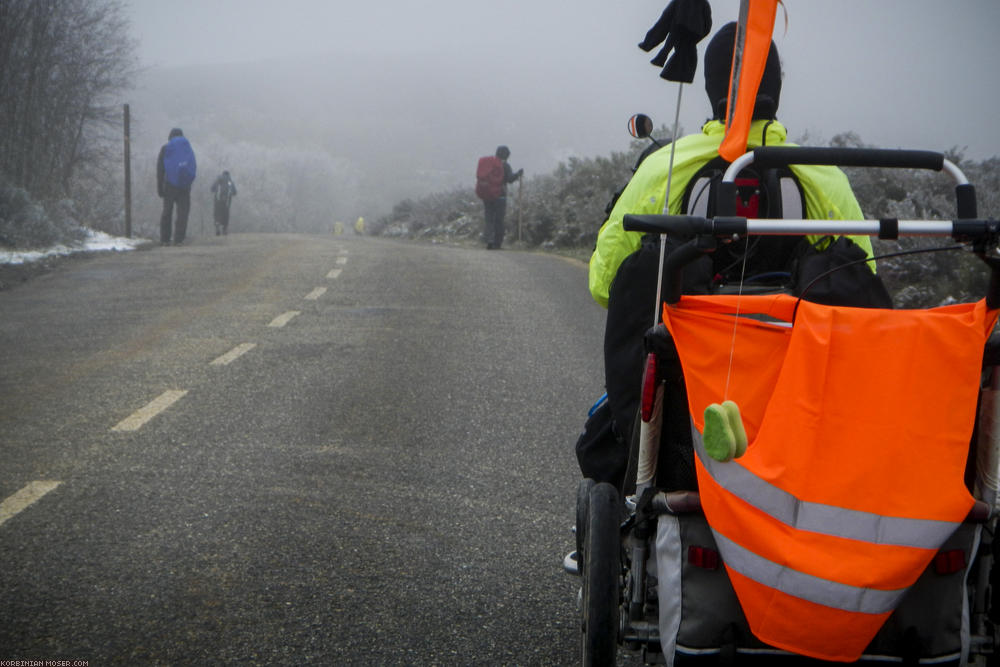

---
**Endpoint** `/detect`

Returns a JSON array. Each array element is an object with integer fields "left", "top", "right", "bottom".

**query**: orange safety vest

[{"left": 662, "top": 293, "right": 997, "bottom": 661}]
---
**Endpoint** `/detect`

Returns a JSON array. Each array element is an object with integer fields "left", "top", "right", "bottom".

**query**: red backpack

[{"left": 475, "top": 156, "right": 505, "bottom": 201}]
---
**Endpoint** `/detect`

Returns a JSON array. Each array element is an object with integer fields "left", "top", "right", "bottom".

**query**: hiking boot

[{"left": 563, "top": 550, "right": 580, "bottom": 575}]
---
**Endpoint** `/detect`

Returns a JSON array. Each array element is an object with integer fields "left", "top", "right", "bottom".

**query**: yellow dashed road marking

[
  {"left": 112, "top": 390, "right": 188, "bottom": 432},
  {"left": 210, "top": 343, "right": 257, "bottom": 366},
  {"left": 0, "top": 481, "right": 62, "bottom": 528},
  {"left": 268, "top": 311, "right": 300, "bottom": 328}
]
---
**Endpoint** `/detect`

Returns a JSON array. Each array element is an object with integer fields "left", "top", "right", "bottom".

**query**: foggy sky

[{"left": 126, "top": 0, "right": 1000, "bottom": 165}]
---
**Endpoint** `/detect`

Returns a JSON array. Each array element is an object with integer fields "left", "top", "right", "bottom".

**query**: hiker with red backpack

[{"left": 475, "top": 145, "right": 523, "bottom": 250}]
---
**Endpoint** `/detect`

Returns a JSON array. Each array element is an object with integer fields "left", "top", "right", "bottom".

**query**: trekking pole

[{"left": 517, "top": 176, "right": 524, "bottom": 242}]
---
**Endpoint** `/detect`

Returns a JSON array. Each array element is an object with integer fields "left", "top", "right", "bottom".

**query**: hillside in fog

[{"left": 124, "top": 49, "right": 658, "bottom": 231}]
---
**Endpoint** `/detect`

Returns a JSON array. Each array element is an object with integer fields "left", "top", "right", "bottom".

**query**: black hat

[
  {"left": 495, "top": 145, "right": 511, "bottom": 159},
  {"left": 703, "top": 22, "right": 781, "bottom": 121},
  {"left": 168, "top": 127, "right": 184, "bottom": 139}
]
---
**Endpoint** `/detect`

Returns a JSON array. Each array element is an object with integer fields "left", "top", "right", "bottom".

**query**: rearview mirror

[{"left": 627, "top": 114, "right": 654, "bottom": 139}]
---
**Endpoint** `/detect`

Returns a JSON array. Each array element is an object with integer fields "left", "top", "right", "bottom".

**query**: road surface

[{"left": 0, "top": 233, "right": 607, "bottom": 665}]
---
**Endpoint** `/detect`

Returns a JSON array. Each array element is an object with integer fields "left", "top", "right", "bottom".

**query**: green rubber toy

[
  {"left": 703, "top": 400, "right": 748, "bottom": 462},
  {"left": 703, "top": 403, "right": 736, "bottom": 462}
]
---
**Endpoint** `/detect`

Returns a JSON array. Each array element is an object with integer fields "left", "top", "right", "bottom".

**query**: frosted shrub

[{"left": 0, "top": 179, "right": 86, "bottom": 249}]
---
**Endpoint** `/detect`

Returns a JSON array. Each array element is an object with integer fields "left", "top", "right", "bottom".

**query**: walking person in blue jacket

[{"left": 156, "top": 128, "right": 197, "bottom": 245}]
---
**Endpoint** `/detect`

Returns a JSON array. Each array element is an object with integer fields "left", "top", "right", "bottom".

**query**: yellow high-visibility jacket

[{"left": 589, "top": 119, "right": 874, "bottom": 307}]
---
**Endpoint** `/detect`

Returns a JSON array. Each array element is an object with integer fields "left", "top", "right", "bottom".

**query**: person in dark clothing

[
  {"left": 156, "top": 128, "right": 197, "bottom": 245},
  {"left": 483, "top": 145, "right": 523, "bottom": 249},
  {"left": 577, "top": 22, "right": 886, "bottom": 492},
  {"left": 210, "top": 170, "right": 237, "bottom": 235}
]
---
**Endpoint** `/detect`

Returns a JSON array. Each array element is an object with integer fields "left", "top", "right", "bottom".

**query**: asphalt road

[{"left": 0, "top": 233, "right": 607, "bottom": 665}]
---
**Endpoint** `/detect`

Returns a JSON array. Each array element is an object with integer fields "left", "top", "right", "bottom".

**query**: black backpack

[
  {"left": 681, "top": 155, "right": 893, "bottom": 307},
  {"left": 604, "top": 145, "right": 807, "bottom": 279},
  {"left": 681, "top": 155, "right": 807, "bottom": 286}
]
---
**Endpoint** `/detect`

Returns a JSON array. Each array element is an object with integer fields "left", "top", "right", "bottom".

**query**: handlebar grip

[
  {"left": 623, "top": 214, "right": 748, "bottom": 238},
  {"left": 623, "top": 215, "right": 713, "bottom": 236},
  {"left": 752, "top": 146, "right": 945, "bottom": 172}
]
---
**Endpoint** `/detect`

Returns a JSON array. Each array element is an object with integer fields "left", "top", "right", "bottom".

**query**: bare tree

[{"left": 0, "top": 0, "right": 137, "bottom": 200}]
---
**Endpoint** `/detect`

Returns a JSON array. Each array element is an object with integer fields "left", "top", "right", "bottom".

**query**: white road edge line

[
  {"left": 111, "top": 389, "right": 188, "bottom": 432},
  {"left": 326, "top": 269, "right": 342, "bottom": 279},
  {"left": 336, "top": 256, "right": 348, "bottom": 265},
  {"left": 268, "top": 311, "right": 301, "bottom": 328},
  {"left": 210, "top": 342, "right": 257, "bottom": 366},
  {"left": 304, "top": 287, "right": 327, "bottom": 301},
  {"left": 0, "top": 481, "right": 62, "bottom": 528}
]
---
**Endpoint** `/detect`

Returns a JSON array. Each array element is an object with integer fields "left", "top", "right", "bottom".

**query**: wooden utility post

[{"left": 123, "top": 103, "right": 132, "bottom": 238}]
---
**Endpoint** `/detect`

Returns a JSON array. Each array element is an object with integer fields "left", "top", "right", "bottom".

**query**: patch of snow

[{"left": 0, "top": 228, "right": 147, "bottom": 265}]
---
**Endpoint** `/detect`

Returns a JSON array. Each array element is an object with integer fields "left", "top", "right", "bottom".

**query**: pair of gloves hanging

[{"left": 639, "top": 0, "right": 713, "bottom": 83}]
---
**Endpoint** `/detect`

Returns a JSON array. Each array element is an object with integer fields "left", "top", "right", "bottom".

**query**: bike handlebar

[
  {"left": 620, "top": 213, "right": 1000, "bottom": 306},
  {"left": 746, "top": 146, "right": 946, "bottom": 172},
  {"left": 622, "top": 215, "right": 1000, "bottom": 241}
]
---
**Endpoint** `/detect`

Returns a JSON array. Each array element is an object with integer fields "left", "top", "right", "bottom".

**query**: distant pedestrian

[
  {"left": 156, "top": 128, "right": 197, "bottom": 245},
  {"left": 210, "top": 170, "right": 237, "bottom": 235},
  {"left": 475, "top": 145, "right": 523, "bottom": 249}
]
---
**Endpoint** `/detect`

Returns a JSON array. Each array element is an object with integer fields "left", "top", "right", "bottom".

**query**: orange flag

[{"left": 718, "top": 0, "right": 779, "bottom": 162}]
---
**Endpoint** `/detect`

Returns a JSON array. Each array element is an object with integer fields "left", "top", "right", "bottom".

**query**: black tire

[
  {"left": 576, "top": 478, "right": 596, "bottom": 570},
  {"left": 582, "top": 482, "right": 621, "bottom": 666}
]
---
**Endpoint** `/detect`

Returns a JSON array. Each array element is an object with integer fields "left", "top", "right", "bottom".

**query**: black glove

[
  {"left": 516, "top": 168, "right": 524, "bottom": 180},
  {"left": 638, "top": 0, "right": 712, "bottom": 83}
]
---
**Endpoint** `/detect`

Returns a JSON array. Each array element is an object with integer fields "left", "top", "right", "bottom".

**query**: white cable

[
  {"left": 653, "top": 83, "right": 685, "bottom": 326},
  {"left": 724, "top": 243, "right": 750, "bottom": 401}
]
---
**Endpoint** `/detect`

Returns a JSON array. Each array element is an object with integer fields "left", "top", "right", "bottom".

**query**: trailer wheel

[
  {"left": 576, "top": 478, "right": 596, "bottom": 571},
  {"left": 581, "top": 482, "right": 621, "bottom": 666}
]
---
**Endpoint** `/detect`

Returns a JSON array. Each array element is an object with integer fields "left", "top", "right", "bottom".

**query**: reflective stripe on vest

[
  {"left": 692, "top": 426, "right": 962, "bottom": 551},
  {"left": 711, "top": 531, "right": 906, "bottom": 615},
  {"left": 692, "top": 426, "right": 939, "bottom": 616}
]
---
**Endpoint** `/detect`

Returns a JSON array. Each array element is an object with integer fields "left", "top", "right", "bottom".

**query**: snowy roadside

[
  {"left": 0, "top": 228, "right": 148, "bottom": 266},
  {"left": 0, "top": 228, "right": 152, "bottom": 290}
]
